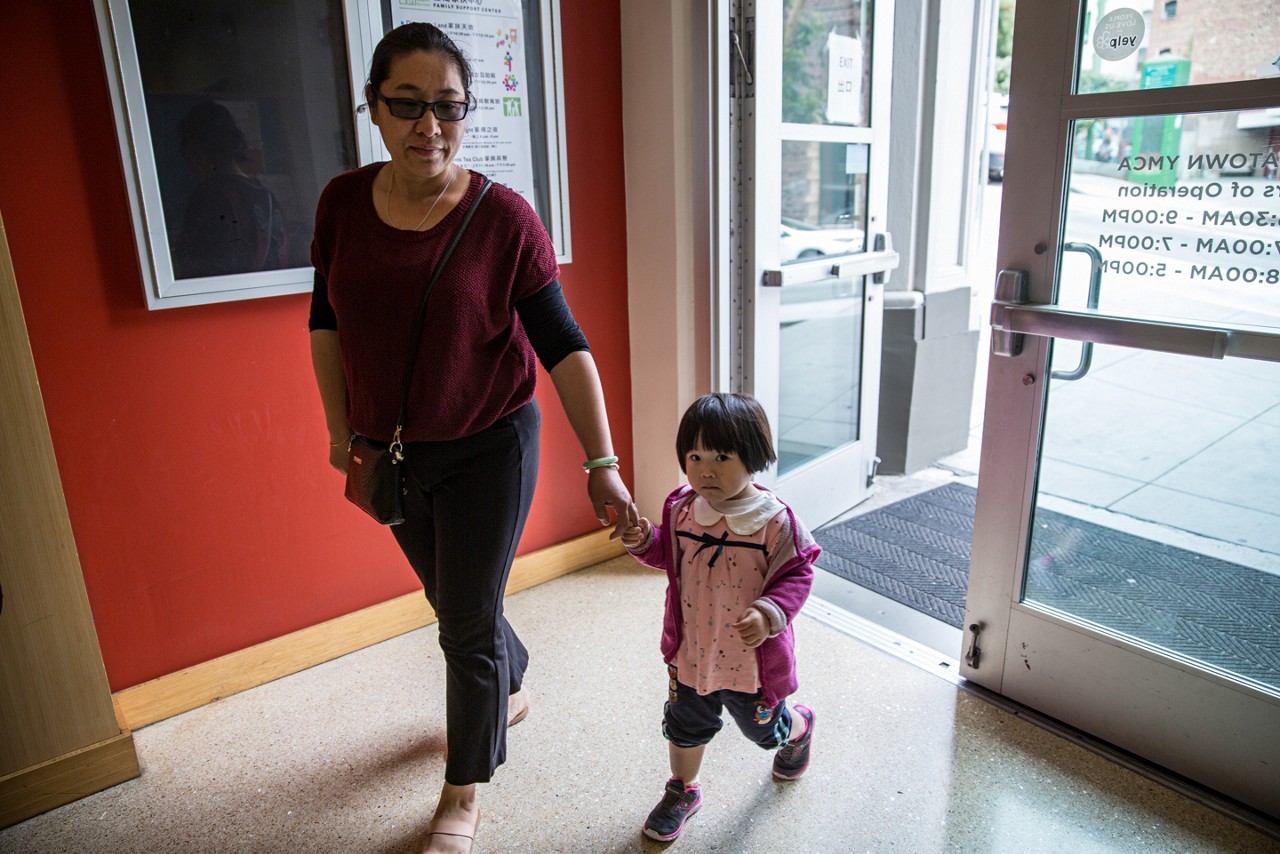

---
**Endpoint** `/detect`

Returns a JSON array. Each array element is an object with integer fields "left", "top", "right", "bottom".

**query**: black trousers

[{"left": 390, "top": 401, "right": 539, "bottom": 785}]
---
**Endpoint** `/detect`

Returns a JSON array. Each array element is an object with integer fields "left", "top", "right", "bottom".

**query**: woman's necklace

[{"left": 387, "top": 165, "right": 456, "bottom": 231}]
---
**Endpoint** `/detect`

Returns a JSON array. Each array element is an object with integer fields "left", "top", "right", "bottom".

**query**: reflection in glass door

[
  {"left": 965, "top": 0, "right": 1280, "bottom": 818},
  {"left": 742, "top": 0, "right": 897, "bottom": 527}
]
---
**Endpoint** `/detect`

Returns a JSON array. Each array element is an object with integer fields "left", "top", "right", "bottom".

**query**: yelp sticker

[{"left": 1093, "top": 8, "right": 1145, "bottom": 61}]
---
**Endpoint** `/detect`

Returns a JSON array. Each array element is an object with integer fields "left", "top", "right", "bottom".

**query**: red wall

[{"left": 0, "top": 3, "right": 630, "bottom": 692}]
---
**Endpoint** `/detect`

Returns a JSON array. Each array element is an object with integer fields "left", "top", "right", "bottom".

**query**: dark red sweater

[{"left": 311, "top": 166, "right": 560, "bottom": 442}]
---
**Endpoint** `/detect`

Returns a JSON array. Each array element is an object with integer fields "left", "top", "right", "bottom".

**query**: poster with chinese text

[{"left": 392, "top": 1, "right": 537, "bottom": 203}]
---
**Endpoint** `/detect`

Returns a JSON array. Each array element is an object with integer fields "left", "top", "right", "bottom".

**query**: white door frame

[{"left": 736, "top": 0, "right": 899, "bottom": 526}]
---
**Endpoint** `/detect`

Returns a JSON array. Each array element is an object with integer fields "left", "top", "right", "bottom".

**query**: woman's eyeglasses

[{"left": 374, "top": 92, "right": 470, "bottom": 121}]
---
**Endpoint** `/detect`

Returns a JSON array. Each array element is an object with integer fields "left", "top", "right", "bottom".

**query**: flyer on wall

[{"left": 392, "top": 0, "right": 537, "bottom": 205}]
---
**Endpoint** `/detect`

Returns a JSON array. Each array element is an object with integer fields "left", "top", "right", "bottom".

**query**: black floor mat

[
  {"left": 814, "top": 482, "right": 1280, "bottom": 687},
  {"left": 814, "top": 482, "right": 975, "bottom": 628}
]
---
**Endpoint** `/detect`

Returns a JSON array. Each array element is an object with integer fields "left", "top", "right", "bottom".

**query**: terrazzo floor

[{"left": 2, "top": 557, "right": 1276, "bottom": 853}]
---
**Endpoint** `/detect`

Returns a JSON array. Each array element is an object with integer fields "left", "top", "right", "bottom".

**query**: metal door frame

[{"left": 963, "top": 0, "right": 1280, "bottom": 817}]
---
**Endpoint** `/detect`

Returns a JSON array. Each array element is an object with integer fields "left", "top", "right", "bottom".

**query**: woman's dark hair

[
  {"left": 675, "top": 393, "right": 778, "bottom": 475},
  {"left": 365, "top": 22, "right": 474, "bottom": 110}
]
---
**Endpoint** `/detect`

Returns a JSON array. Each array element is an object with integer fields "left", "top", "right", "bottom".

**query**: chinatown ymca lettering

[{"left": 1118, "top": 151, "right": 1280, "bottom": 173}]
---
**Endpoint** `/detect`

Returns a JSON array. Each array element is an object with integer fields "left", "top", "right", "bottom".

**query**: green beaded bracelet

[{"left": 582, "top": 455, "right": 619, "bottom": 471}]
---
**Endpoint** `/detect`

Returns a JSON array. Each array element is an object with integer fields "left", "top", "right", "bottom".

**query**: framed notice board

[{"left": 347, "top": 0, "right": 573, "bottom": 257}]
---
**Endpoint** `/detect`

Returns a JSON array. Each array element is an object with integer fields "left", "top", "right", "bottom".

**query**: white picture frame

[
  {"left": 95, "top": 0, "right": 572, "bottom": 310},
  {"left": 95, "top": 0, "right": 371, "bottom": 310}
]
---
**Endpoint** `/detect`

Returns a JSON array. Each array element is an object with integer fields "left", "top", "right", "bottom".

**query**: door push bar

[
  {"left": 991, "top": 269, "right": 1280, "bottom": 363},
  {"left": 762, "top": 233, "right": 899, "bottom": 287}
]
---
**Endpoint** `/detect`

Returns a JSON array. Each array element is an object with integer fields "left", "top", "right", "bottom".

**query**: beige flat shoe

[
  {"left": 507, "top": 686, "right": 530, "bottom": 727},
  {"left": 424, "top": 808, "right": 479, "bottom": 854}
]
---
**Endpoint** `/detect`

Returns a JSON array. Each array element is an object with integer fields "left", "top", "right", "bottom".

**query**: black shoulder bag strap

[{"left": 389, "top": 178, "right": 493, "bottom": 461}]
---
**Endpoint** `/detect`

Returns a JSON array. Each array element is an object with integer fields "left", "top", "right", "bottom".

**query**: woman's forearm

[
  {"left": 549, "top": 350, "right": 638, "bottom": 535},
  {"left": 309, "top": 330, "right": 351, "bottom": 442},
  {"left": 547, "top": 350, "right": 615, "bottom": 461}
]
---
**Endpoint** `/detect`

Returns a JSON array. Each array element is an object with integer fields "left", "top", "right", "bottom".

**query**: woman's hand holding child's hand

[
  {"left": 621, "top": 518, "right": 652, "bottom": 549},
  {"left": 732, "top": 607, "right": 769, "bottom": 648}
]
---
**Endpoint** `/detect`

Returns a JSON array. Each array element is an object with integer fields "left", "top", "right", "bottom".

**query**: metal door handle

[{"left": 1051, "top": 242, "right": 1103, "bottom": 381}]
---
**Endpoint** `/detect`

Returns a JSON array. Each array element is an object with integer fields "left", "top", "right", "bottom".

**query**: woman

[{"left": 308, "top": 22, "right": 637, "bottom": 854}]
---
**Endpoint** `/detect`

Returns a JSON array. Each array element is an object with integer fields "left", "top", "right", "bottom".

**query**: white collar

[{"left": 691, "top": 487, "right": 784, "bottom": 535}]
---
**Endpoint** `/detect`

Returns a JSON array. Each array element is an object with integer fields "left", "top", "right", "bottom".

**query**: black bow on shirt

[{"left": 677, "top": 529, "right": 766, "bottom": 568}]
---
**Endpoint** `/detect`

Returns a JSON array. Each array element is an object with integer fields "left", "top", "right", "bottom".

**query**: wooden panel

[
  {"left": 114, "top": 529, "right": 623, "bottom": 729},
  {"left": 0, "top": 733, "right": 140, "bottom": 830},
  {"left": 0, "top": 212, "right": 123, "bottom": 774}
]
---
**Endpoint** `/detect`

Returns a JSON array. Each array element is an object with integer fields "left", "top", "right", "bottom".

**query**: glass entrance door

[
  {"left": 964, "top": 0, "right": 1280, "bottom": 817},
  {"left": 737, "top": 0, "right": 898, "bottom": 527}
]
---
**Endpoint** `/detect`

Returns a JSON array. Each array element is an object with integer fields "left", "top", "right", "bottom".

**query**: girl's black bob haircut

[{"left": 675, "top": 393, "right": 778, "bottom": 475}]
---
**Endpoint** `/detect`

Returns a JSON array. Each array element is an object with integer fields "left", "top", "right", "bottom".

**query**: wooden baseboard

[
  {"left": 0, "top": 732, "right": 140, "bottom": 830},
  {"left": 113, "top": 529, "right": 623, "bottom": 730}
]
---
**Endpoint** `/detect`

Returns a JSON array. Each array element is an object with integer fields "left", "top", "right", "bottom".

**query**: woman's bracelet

[
  {"left": 330, "top": 433, "right": 354, "bottom": 448},
  {"left": 582, "top": 455, "right": 619, "bottom": 472}
]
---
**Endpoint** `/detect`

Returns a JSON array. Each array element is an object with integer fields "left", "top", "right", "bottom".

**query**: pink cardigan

[{"left": 628, "top": 483, "right": 821, "bottom": 706}]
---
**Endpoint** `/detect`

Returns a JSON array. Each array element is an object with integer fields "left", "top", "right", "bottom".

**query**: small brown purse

[{"left": 344, "top": 179, "right": 492, "bottom": 524}]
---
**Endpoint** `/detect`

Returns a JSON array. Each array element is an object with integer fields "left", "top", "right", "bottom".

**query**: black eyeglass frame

[{"left": 372, "top": 91, "right": 472, "bottom": 121}]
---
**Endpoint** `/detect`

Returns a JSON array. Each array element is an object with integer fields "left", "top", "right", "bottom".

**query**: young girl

[{"left": 622, "top": 392, "right": 821, "bottom": 842}]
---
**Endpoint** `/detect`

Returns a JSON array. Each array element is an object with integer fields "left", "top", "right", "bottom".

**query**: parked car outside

[
  {"left": 780, "top": 218, "right": 865, "bottom": 262},
  {"left": 987, "top": 92, "right": 1008, "bottom": 182}
]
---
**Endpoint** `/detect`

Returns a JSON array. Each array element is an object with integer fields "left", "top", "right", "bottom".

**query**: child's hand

[
  {"left": 732, "top": 607, "right": 769, "bottom": 648},
  {"left": 621, "top": 518, "right": 652, "bottom": 549}
]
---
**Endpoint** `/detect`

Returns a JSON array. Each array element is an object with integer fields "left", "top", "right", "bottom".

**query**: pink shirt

[
  {"left": 627, "top": 483, "right": 820, "bottom": 707},
  {"left": 673, "top": 492, "right": 789, "bottom": 695}
]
